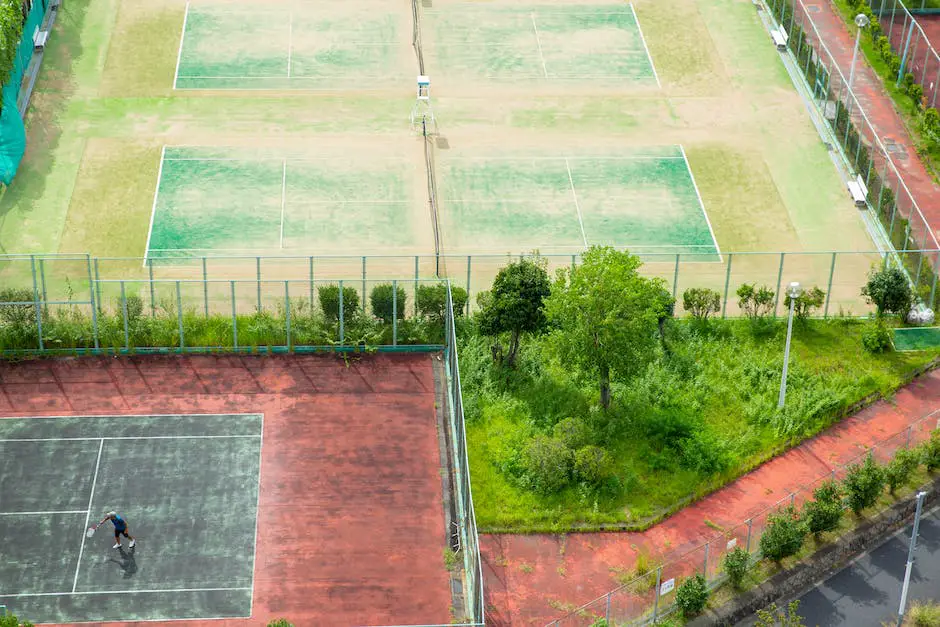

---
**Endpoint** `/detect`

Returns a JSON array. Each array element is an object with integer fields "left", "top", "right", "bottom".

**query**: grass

[{"left": 462, "top": 316, "right": 940, "bottom": 532}]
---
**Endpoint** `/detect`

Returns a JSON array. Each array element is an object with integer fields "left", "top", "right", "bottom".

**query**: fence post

[
  {"left": 148, "top": 258, "right": 156, "bottom": 317},
  {"left": 202, "top": 257, "right": 209, "bottom": 317},
  {"left": 898, "top": 18, "right": 917, "bottom": 85},
  {"left": 466, "top": 255, "right": 472, "bottom": 311},
  {"left": 605, "top": 591, "right": 611, "bottom": 622},
  {"left": 29, "top": 255, "right": 44, "bottom": 351},
  {"left": 339, "top": 279, "right": 345, "bottom": 345},
  {"left": 85, "top": 254, "right": 100, "bottom": 350},
  {"left": 571, "top": 253, "right": 576, "bottom": 272},
  {"left": 94, "top": 257, "right": 102, "bottom": 315},
  {"left": 392, "top": 280, "right": 398, "bottom": 346},
  {"left": 722, "top": 253, "right": 733, "bottom": 318},
  {"left": 231, "top": 281, "right": 238, "bottom": 350},
  {"left": 703, "top": 541, "right": 710, "bottom": 578},
  {"left": 309, "top": 256, "right": 314, "bottom": 306},
  {"left": 256, "top": 256, "right": 262, "bottom": 312},
  {"left": 38, "top": 257, "right": 47, "bottom": 313},
  {"left": 414, "top": 255, "right": 419, "bottom": 317},
  {"left": 361, "top": 256, "right": 367, "bottom": 313},
  {"left": 929, "top": 253, "right": 939, "bottom": 308},
  {"left": 907, "top": 425, "right": 913, "bottom": 448},
  {"left": 824, "top": 252, "right": 836, "bottom": 318},
  {"left": 176, "top": 280, "right": 184, "bottom": 352},
  {"left": 790, "top": 491, "right": 796, "bottom": 507},
  {"left": 673, "top": 253, "right": 680, "bottom": 299},
  {"left": 652, "top": 567, "right": 663, "bottom": 623},
  {"left": 121, "top": 281, "right": 129, "bottom": 351},
  {"left": 745, "top": 518, "right": 753, "bottom": 553},
  {"left": 774, "top": 252, "right": 785, "bottom": 316}
]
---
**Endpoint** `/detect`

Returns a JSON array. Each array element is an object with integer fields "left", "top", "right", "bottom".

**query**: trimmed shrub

[
  {"left": 317, "top": 285, "right": 360, "bottom": 322},
  {"left": 785, "top": 286, "right": 826, "bottom": 322},
  {"left": 676, "top": 574, "right": 709, "bottom": 617},
  {"left": 802, "top": 480, "right": 843, "bottom": 535},
  {"left": 723, "top": 546, "right": 750, "bottom": 589},
  {"left": 416, "top": 283, "right": 469, "bottom": 322},
  {"left": 370, "top": 283, "right": 407, "bottom": 322},
  {"left": 759, "top": 505, "right": 807, "bottom": 562},
  {"left": 843, "top": 455, "right": 886, "bottom": 515},
  {"left": 885, "top": 447, "right": 921, "bottom": 493},
  {"left": 682, "top": 287, "right": 721, "bottom": 323},
  {"left": 736, "top": 283, "right": 775, "bottom": 319}
]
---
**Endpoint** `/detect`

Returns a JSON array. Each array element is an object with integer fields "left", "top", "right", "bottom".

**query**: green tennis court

[
  {"left": 174, "top": 3, "right": 407, "bottom": 90},
  {"left": 423, "top": 3, "right": 658, "bottom": 83},
  {"left": 144, "top": 147, "right": 419, "bottom": 260},
  {"left": 438, "top": 146, "right": 720, "bottom": 258}
]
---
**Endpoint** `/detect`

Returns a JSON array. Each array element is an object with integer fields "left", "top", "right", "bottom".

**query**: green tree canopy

[
  {"left": 478, "top": 258, "right": 551, "bottom": 367},
  {"left": 861, "top": 265, "right": 912, "bottom": 317},
  {"left": 545, "top": 246, "right": 667, "bottom": 409}
]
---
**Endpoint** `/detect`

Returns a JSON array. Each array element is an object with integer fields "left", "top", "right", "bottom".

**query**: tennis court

[
  {"left": 0, "top": 413, "right": 262, "bottom": 624},
  {"left": 144, "top": 146, "right": 427, "bottom": 260},
  {"left": 173, "top": 1, "right": 412, "bottom": 90},
  {"left": 438, "top": 146, "right": 720, "bottom": 258},
  {"left": 422, "top": 2, "right": 658, "bottom": 84}
]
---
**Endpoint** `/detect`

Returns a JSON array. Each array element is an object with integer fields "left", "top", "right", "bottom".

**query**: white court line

[
  {"left": 530, "top": 14, "right": 548, "bottom": 79},
  {"left": 565, "top": 158, "right": 588, "bottom": 247},
  {"left": 444, "top": 155, "right": 686, "bottom": 161},
  {"left": 0, "top": 510, "right": 88, "bottom": 516},
  {"left": 1, "top": 412, "right": 263, "bottom": 420},
  {"left": 1, "top": 586, "right": 252, "bottom": 599},
  {"left": 287, "top": 13, "right": 293, "bottom": 78},
  {"left": 161, "top": 157, "right": 410, "bottom": 163},
  {"left": 679, "top": 145, "right": 722, "bottom": 262},
  {"left": 172, "top": 2, "right": 191, "bottom": 90},
  {"left": 72, "top": 439, "right": 103, "bottom": 593},
  {"left": 248, "top": 413, "right": 264, "bottom": 617},
  {"left": 279, "top": 160, "right": 287, "bottom": 249},
  {"left": 0, "top": 435, "right": 262, "bottom": 443},
  {"left": 629, "top": 3, "right": 661, "bottom": 88},
  {"left": 142, "top": 145, "right": 167, "bottom": 268}
]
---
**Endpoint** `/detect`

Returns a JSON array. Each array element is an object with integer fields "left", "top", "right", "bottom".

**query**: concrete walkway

[{"left": 480, "top": 369, "right": 940, "bottom": 626}]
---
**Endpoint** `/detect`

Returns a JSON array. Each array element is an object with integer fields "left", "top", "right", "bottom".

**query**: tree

[
  {"left": 370, "top": 283, "right": 407, "bottom": 322},
  {"left": 675, "top": 574, "right": 709, "bottom": 617},
  {"left": 416, "top": 283, "right": 468, "bottom": 323},
  {"left": 477, "top": 259, "right": 551, "bottom": 367},
  {"left": 843, "top": 454, "right": 886, "bottom": 515},
  {"left": 862, "top": 265, "right": 912, "bottom": 317},
  {"left": 785, "top": 286, "right": 825, "bottom": 323},
  {"left": 921, "top": 429, "right": 940, "bottom": 471},
  {"left": 654, "top": 286, "right": 676, "bottom": 354},
  {"left": 754, "top": 600, "right": 806, "bottom": 627},
  {"left": 545, "top": 247, "right": 666, "bottom": 409},
  {"left": 682, "top": 287, "right": 721, "bottom": 323},
  {"left": 802, "top": 480, "right": 843, "bottom": 536},
  {"left": 723, "top": 546, "right": 750, "bottom": 589},
  {"left": 736, "top": 283, "right": 775, "bottom": 319},
  {"left": 759, "top": 505, "right": 807, "bottom": 562},
  {"left": 885, "top": 447, "right": 920, "bottom": 494}
]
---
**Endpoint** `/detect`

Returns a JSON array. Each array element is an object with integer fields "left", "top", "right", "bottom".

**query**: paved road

[{"left": 792, "top": 505, "right": 940, "bottom": 627}]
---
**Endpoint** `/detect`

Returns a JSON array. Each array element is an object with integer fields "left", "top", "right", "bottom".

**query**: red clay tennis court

[{"left": 0, "top": 353, "right": 454, "bottom": 626}]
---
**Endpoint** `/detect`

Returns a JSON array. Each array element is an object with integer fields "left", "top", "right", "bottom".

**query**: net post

[
  {"left": 285, "top": 280, "right": 291, "bottom": 351},
  {"left": 774, "top": 252, "right": 785, "bottom": 316},
  {"left": 256, "top": 256, "right": 262, "bottom": 312},
  {"left": 148, "top": 257, "right": 155, "bottom": 317},
  {"left": 121, "top": 280, "right": 129, "bottom": 351},
  {"left": 85, "top": 254, "right": 100, "bottom": 350},
  {"left": 672, "top": 253, "right": 680, "bottom": 299},
  {"left": 176, "top": 280, "right": 184, "bottom": 352},
  {"left": 824, "top": 252, "right": 836, "bottom": 318},
  {"left": 392, "top": 279, "right": 398, "bottom": 346},
  {"left": 202, "top": 257, "right": 209, "bottom": 317},
  {"left": 339, "top": 279, "right": 345, "bottom": 345},
  {"left": 29, "top": 254, "right": 44, "bottom": 351},
  {"left": 231, "top": 281, "right": 238, "bottom": 349},
  {"left": 722, "top": 253, "right": 733, "bottom": 318}
]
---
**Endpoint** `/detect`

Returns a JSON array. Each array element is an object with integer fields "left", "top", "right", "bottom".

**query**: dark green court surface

[
  {"left": 0, "top": 413, "right": 263, "bottom": 624},
  {"left": 893, "top": 326, "right": 940, "bottom": 351}
]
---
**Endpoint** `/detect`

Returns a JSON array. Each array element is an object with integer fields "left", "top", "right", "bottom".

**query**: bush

[
  {"left": 737, "top": 283, "right": 775, "bottom": 319},
  {"left": 723, "top": 546, "right": 750, "bottom": 589},
  {"left": 0, "top": 613, "right": 35, "bottom": 627},
  {"left": 266, "top": 621, "right": 294, "bottom": 627},
  {"left": 318, "top": 284, "right": 360, "bottom": 322},
  {"left": 370, "top": 283, "right": 407, "bottom": 322},
  {"left": 573, "top": 445, "right": 612, "bottom": 484},
  {"left": 861, "top": 317, "right": 892, "bottom": 353},
  {"left": 885, "top": 447, "right": 921, "bottom": 493},
  {"left": 862, "top": 265, "right": 913, "bottom": 317},
  {"left": 921, "top": 429, "right": 940, "bottom": 471},
  {"left": 417, "top": 283, "right": 468, "bottom": 323},
  {"left": 0, "top": 287, "right": 38, "bottom": 327},
  {"left": 682, "top": 287, "right": 721, "bottom": 322},
  {"left": 675, "top": 574, "right": 709, "bottom": 617},
  {"left": 843, "top": 455, "right": 885, "bottom": 515},
  {"left": 907, "top": 600, "right": 940, "bottom": 627},
  {"left": 802, "top": 480, "right": 843, "bottom": 535},
  {"left": 125, "top": 293, "right": 144, "bottom": 324},
  {"left": 553, "top": 417, "right": 591, "bottom": 449},
  {"left": 910, "top": 83, "right": 925, "bottom": 108},
  {"left": 785, "top": 286, "right": 825, "bottom": 322},
  {"left": 759, "top": 505, "right": 807, "bottom": 562},
  {"left": 521, "top": 436, "right": 572, "bottom": 494}
]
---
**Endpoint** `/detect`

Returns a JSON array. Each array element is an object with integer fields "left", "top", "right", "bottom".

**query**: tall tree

[
  {"left": 545, "top": 246, "right": 665, "bottom": 409},
  {"left": 861, "top": 265, "right": 912, "bottom": 317},
  {"left": 478, "top": 258, "right": 551, "bottom": 367}
]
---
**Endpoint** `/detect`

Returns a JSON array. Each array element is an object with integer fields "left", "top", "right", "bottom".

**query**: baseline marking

[
  {"left": 0, "top": 510, "right": 88, "bottom": 516},
  {"left": 72, "top": 438, "right": 104, "bottom": 593},
  {"left": 530, "top": 14, "right": 548, "bottom": 78},
  {"left": 564, "top": 158, "right": 588, "bottom": 247},
  {"left": 280, "top": 160, "right": 287, "bottom": 249},
  {"left": 248, "top": 413, "right": 264, "bottom": 617},
  {"left": 679, "top": 145, "right": 721, "bottom": 262},
  {"left": 287, "top": 13, "right": 293, "bottom": 78},
  {"left": 629, "top": 3, "right": 661, "bottom": 88},
  {"left": 0, "top": 586, "right": 252, "bottom": 599},
  {"left": 0, "top": 435, "right": 262, "bottom": 443},
  {"left": 172, "top": 2, "right": 191, "bottom": 90},
  {"left": 142, "top": 145, "right": 168, "bottom": 268}
]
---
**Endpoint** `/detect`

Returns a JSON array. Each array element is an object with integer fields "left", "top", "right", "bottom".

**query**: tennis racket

[{"left": 86, "top": 525, "right": 97, "bottom": 538}]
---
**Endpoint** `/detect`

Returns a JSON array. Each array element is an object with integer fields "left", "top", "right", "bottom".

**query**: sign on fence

[
  {"left": 660, "top": 578, "right": 675, "bottom": 596},
  {"left": 727, "top": 537, "right": 737, "bottom": 550}
]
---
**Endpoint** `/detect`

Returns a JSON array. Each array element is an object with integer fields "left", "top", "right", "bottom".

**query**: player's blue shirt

[{"left": 112, "top": 514, "right": 126, "bottom": 530}]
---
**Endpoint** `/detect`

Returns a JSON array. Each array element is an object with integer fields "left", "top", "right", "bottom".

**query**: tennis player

[{"left": 97, "top": 511, "right": 136, "bottom": 549}]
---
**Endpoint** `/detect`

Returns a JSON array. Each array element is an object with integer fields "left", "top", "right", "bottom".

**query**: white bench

[
  {"left": 33, "top": 27, "right": 48, "bottom": 50},
  {"left": 847, "top": 174, "right": 868, "bottom": 206},
  {"left": 771, "top": 27, "right": 788, "bottom": 51}
]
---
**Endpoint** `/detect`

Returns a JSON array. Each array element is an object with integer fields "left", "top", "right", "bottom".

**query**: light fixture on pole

[
  {"left": 848, "top": 14, "right": 870, "bottom": 94},
  {"left": 778, "top": 281, "right": 802, "bottom": 409},
  {"left": 897, "top": 491, "right": 927, "bottom": 627}
]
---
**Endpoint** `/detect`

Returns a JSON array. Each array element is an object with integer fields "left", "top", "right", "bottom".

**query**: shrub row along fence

[
  {"left": 546, "top": 409, "right": 940, "bottom": 626},
  {"left": 1, "top": 249, "right": 930, "bottom": 337},
  {"left": 868, "top": 0, "right": 940, "bottom": 108},
  {"left": 762, "top": 0, "right": 940, "bottom": 307}
]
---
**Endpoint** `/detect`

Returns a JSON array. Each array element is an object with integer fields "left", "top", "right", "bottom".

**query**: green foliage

[
  {"left": 802, "top": 480, "right": 843, "bottom": 535},
  {"left": 545, "top": 246, "right": 666, "bottom": 408},
  {"left": 910, "top": 83, "right": 925, "bottom": 107},
  {"left": 755, "top": 600, "right": 806, "bottom": 627},
  {"left": 573, "top": 445, "right": 613, "bottom": 484},
  {"left": 125, "top": 294, "right": 144, "bottom": 324},
  {"left": 0, "top": 613, "right": 35, "bottom": 627},
  {"left": 723, "top": 546, "right": 750, "bottom": 589},
  {"left": 477, "top": 259, "right": 551, "bottom": 367},
  {"left": 885, "top": 447, "right": 921, "bottom": 493},
  {"left": 921, "top": 429, "right": 940, "bottom": 471},
  {"left": 907, "top": 600, "right": 940, "bottom": 627},
  {"left": 843, "top": 454, "right": 886, "bottom": 515},
  {"left": 675, "top": 574, "right": 709, "bottom": 617},
  {"left": 552, "top": 417, "right": 591, "bottom": 450},
  {"left": 521, "top": 435, "right": 572, "bottom": 494},
  {"left": 0, "top": 0, "right": 25, "bottom": 94},
  {"left": 318, "top": 284, "right": 360, "bottom": 322},
  {"left": 266, "top": 620, "right": 294, "bottom": 627},
  {"left": 369, "top": 283, "right": 407, "bottom": 322},
  {"left": 737, "top": 283, "right": 775, "bottom": 319},
  {"left": 862, "top": 265, "right": 913, "bottom": 317},
  {"left": 862, "top": 317, "right": 893, "bottom": 353},
  {"left": 682, "top": 287, "right": 721, "bottom": 323},
  {"left": 0, "top": 287, "right": 37, "bottom": 326},
  {"left": 417, "top": 283, "right": 468, "bottom": 323},
  {"left": 785, "top": 286, "right": 826, "bottom": 322},
  {"left": 759, "top": 505, "right": 807, "bottom": 562}
]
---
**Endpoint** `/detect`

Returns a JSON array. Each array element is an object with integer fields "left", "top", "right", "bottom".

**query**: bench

[
  {"left": 33, "top": 27, "right": 48, "bottom": 50},
  {"left": 847, "top": 174, "right": 868, "bottom": 206},
  {"left": 771, "top": 27, "right": 788, "bottom": 51}
]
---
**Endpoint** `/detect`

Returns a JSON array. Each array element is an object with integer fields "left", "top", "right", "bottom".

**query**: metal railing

[{"left": 869, "top": 0, "right": 940, "bottom": 108}]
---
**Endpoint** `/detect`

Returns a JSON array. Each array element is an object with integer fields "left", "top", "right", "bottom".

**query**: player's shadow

[{"left": 109, "top": 546, "right": 138, "bottom": 579}]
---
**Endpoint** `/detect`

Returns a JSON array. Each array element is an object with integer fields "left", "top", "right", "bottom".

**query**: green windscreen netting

[
  {"left": 893, "top": 326, "right": 940, "bottom": 351},
  {"left": 0, "top": 0, "right": 48, "bottom": 184}
]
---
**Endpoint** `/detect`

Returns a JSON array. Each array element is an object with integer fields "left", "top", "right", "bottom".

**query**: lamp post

[
  {"left": 897, "top": 491, "right": 928, "bottom": 627},
  {"left": 778, "top": 281, "right": 802, "bottom": 409},
  {"left": 848, "top": 14, "right": 870, "bottom": 95}
]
